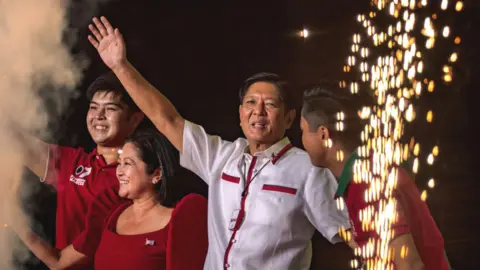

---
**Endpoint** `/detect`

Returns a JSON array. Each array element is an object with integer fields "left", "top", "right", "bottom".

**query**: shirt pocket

[
  {"left": 221, "top": 172, "right": 240, "bottom": 184},
  {"left": 247, "top": 184, "right": 298, "bottom": 226},
  {"left": 219, "top": 172, "right": 243, "bottom": 209},
  {"left": 262, "top": 184, "right": 297, "bottom": 195}
]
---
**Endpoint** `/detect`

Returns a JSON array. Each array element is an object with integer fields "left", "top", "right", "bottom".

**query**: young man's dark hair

[
  {"left": 239, "top": 72, "right": 295, "bottom": 110},
  {"left": 301, "top": 85, "right": 367, "bottom": 152},
  {"left": 87, "top": 71, "right": 140, "bottom": 112}
]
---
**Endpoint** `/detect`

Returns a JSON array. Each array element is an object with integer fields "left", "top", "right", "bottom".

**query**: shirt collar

[
  {"left": 92, "top": 148, "right": 118, "bottom": 167},
  {"left": 243, "top": 137, "right": 293, "bottom": 165},
  {"left": 335, "top": 151, "right": 360, "bottom": 198}
]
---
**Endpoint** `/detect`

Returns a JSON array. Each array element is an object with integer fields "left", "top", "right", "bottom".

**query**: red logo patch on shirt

[{"left": 69, "top": 165, "right": 92, "bottom": 186}]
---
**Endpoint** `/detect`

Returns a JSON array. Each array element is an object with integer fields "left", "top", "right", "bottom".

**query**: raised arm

[{"left": 87, "top": 17, "right": 184, "bottom": 152}]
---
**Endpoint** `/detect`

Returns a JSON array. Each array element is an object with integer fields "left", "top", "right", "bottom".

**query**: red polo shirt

[
  {"left": 335, "top": 152, "right": 409, "bottom": 248},
  {"left": 335, "top": 152, "right": 450, "bottom": 270},
  {"left": 42, "top": 144, "right": 119, "bottom": 251}
]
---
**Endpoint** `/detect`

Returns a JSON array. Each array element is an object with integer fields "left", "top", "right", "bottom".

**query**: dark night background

[{"left": 18, "top": 0, "right": 479, "bottom": 269}]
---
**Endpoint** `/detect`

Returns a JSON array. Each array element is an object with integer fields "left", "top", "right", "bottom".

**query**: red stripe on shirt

[
  {"left": 221, "top": 173, "right": 240, "bottom": 184},
  {"left": 223, "top": 156, "right": 257, "bottom": 270},
  {"left": 262, "top": 184, "right": 297, "bottom": 195}
]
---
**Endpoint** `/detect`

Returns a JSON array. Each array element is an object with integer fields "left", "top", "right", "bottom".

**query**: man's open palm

[{"left": 88, "top": 16, "right": 126, "bottom": 70}]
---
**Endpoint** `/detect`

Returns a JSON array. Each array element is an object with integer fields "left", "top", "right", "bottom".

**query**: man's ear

[
  {"left": 284, "top": 109, "right": 296, "bottom": 129},
  {"left": 317, "top": 126, "right": 330, "bottom": 140}
]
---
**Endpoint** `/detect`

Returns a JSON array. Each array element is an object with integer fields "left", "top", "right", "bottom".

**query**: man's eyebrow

[
  {"left": 104, "top": 102, "right": 124, "bottom": 107},
  {"left": 89, "top": 101, "right": 125, "bottom": 108}
]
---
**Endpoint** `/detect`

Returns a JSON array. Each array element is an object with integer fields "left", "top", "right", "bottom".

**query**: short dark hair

[
  {"left": 86, "top": 72, "right": 140, "bottom": 112},
  {"left": 239, "top": 72, "right": 294, "bottom": 110},
  {"left": 301, "top": 84, "right": 368, "bottom": 151},
  {"left": 125, "top": 129, "right": 179, "bottom": 206}
]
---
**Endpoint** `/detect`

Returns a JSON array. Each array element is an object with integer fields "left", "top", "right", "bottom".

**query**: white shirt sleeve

[
  {"left": 179, "top": 120, "right": 236, "bottom": 185},
  {"left": 303, "top": 168, "right": 350, "bottom": 244}
]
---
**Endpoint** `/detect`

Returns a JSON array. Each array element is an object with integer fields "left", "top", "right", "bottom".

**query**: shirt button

[
  {"left": 232, "top": 239, "right": 237, "bottom": 243},
  {"left": 225, "top": 264, "right": 230, "bottom": 268}
]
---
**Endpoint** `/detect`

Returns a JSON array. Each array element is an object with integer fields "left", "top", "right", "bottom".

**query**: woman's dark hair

[{"left": 125, "top": 129, "right": 179, "bottom": 206}]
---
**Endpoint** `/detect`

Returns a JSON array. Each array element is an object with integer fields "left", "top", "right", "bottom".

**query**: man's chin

[
  {"left": 246, "top": 136, "right": 273, "bottom": 145},
  {"left": 91, "top": 135, "right": 119, "bottom": 147},
  {"left": 89, "top": 131, "right": 108, "bottom": 141},
  {"left": 92, "top": 138, "right": 109, "bottom": 145},
  {"left": 245, "top": 130, "right": 271, "bottom": 140}
]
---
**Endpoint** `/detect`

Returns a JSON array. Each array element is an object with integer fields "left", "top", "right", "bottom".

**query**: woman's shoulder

[
  {"left": 171, "top": 194, "right": 207, "bottom": 221},
  {"left": 175, "top": 193, "right": 207, "bottom": 210}
]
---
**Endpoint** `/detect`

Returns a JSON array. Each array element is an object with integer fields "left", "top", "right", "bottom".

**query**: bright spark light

[
  {"left": 441, "top": 0, "right": 449, "bottom": 10},
  {"left": 335, "top": 0, "right": 462, "bottom": 268},
  {"left": 300, "top": 28, "right": 309, "bottom": 38},
  {"left": 449, "top": 52, "right": 458, "bottom": 62},
  {"left": 442, "top": 26, "right": 450, "bottom": 37},
  {"left": 455, "top": 1, "right": 464, "bottom": 11}
]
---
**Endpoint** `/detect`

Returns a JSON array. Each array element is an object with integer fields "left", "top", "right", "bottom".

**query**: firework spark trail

[{"left": 336, "top": 0, "right": 463, "bottom": 269}]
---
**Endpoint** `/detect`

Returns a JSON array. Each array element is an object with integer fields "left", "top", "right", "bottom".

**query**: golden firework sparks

[{"left": 335, "top": 0, "right": 462, "bottom": 268}]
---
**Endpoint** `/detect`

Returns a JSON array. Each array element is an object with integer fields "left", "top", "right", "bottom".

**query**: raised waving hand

[{"left": 88, "top": 16, "right": 126, "bottom": 71}]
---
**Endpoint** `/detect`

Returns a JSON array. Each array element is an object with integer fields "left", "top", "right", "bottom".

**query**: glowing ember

[{"left": 299, "top": 28, "right": 309, "bottom": 38}]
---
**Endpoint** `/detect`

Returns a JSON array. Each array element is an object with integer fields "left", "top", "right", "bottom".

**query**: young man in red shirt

[
  {"left": 16, "top": 72, "right": 143, "bottom": 268},
  {"left": 300, "top": 86, "right": 450, "bottom": 270}
]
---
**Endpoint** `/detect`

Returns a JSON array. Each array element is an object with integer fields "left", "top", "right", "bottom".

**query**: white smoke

[{"left": 0, "top": 0, "right": 97, "bottom": 268}]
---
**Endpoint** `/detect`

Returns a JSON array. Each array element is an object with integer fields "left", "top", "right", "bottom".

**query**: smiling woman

[
  {"left": 12, "top": 129, "right": 209, "bottom": 270},
  {"left": 117, "top": 129, "right": 177, "bottom": 205}
]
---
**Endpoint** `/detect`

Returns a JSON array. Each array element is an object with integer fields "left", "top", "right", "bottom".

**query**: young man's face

[
  {"left": 86, "top": 91, "right": 142, "bottom": 147},
  {"left": 300, "top": 116, "right": 328, "bottom": 167}
]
